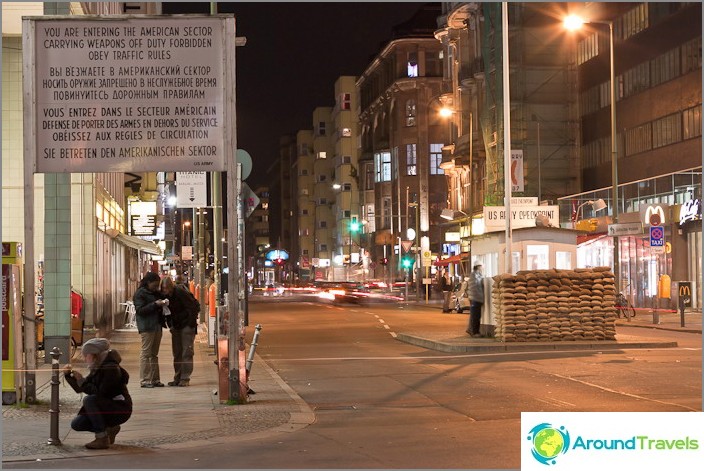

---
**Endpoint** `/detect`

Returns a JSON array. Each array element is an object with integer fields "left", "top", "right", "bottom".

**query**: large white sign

[
  {"left": 29, "top": 16, "right": 233, "bottom": 173},
  {"left": 176, "top": 172, "right": 207, "bottom": 208},
  {"left": 483, "top": 205, "right": 560, "bottom": 232}
]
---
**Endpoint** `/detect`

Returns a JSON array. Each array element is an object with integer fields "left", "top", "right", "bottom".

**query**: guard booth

[{"left": 2, "top": 242, "right": 24, "bottom": 404}]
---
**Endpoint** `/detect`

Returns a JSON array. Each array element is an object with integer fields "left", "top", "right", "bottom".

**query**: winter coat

[
  {"left": 440, "top": 275, "right": 452, "bottom": 292},
  {"left": 165, "top": 285, "right": 200, "bottom": 330},
  {"left": 468, "top": 271, "right": 484, "bottom": 303},
  {"left": 64, "top": 350, "right": 133, "bottom": 415},
  {"left": 133, "top": 285, "right": 165, "bottom": 333}
]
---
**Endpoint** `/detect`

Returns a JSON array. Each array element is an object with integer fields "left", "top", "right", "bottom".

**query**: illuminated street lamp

[{"left": 564, "top": 13, "right": 620, "bottom": 291}]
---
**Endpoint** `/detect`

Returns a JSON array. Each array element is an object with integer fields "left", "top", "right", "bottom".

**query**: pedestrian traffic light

[
  {"left": 379, "top": 257, "right": 389, "bottom": 266},
  {"left": 350, "top": 215, "right": 360, "bottom": 233},
  {"left": 401, "top": 256, "right": 414, "bottom": 269}
]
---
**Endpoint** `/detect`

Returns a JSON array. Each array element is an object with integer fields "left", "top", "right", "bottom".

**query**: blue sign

[{"left": 650, "top": 226, "right": 665, "bottom": 247}]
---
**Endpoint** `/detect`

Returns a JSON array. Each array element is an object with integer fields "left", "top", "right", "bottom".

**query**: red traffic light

[
  {"left": 380, "top": 257, "right": 389, "bottom": 266},
  {"left": 274, "top": 258, "right": 285, "bottom": 266}
]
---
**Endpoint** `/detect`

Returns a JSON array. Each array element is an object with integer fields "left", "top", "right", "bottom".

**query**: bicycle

[{"left": 615, "top": 292, "right": 636, "bottom": 319}]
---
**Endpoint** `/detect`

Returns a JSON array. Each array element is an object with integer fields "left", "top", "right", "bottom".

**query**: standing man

[
  {"left": 440, "top": 270, "right": 452, "bottom": 313},
  {"left": 133, "top": 272, "right": 167, "bottom": 388},
  {"left": 466, "top": 264, "right": 484, "bottom": 336},
  {"left": 160, "top": 276, "right": 200, "bottom": 387}
]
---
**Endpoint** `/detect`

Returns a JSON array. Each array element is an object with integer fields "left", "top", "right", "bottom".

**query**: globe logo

[{"left": 527, "top": 423, "right": 571, "bottom": 465}]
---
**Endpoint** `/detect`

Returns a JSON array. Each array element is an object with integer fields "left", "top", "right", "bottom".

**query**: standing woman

[
  {"left": 133, "top": 271, "right": 168, "bottom": 388},
  {"left": 160, "top": 276, "right": 200, "bottom": 387}
]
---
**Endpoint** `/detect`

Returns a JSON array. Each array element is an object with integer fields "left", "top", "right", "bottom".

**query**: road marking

[
  {"left": 549, "top": 373, "right": 699, "bottom": 412},
  {"left": 535, "top": 397, "right": 577, "bottom": 408},
  {"left": 389, "top": 332, "right": 397, "bottom": 338},
  {"left": 378, "top": 319, "right": 385, "bottom": 324},
  {"left": 383, "top": 325, "right": 390, "bottom": 330}
]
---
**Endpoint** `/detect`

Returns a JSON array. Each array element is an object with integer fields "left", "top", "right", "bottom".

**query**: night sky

[{"left": 162, "top": 2, "right": 429, "bottom": 184}]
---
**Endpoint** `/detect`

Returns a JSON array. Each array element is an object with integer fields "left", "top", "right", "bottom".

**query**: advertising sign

[
  {"left": 511, "top": 149, "right": 524, "bottom": 192},
  {"left": 28, "top": 16, "right": 233, "bottom": 173},
  {"left": 483, "top": 205, "right": 559, "bottom": 232}
]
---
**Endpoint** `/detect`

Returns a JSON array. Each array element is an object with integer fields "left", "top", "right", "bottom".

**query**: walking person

[
  {"left": 63, "top": 338, "right": 132, "bottom": 449},
  {"left": 466, "top": 264, "right": 485, "bottom": 337},
  {"left": 440, "top": 270, "right": 452, "bottom": 313},
  {"left": 133, "top": 271, "right": 168, "bottom": 388},
  {"left": 160, "top": 276, "right": 201, "bottom": 387}
]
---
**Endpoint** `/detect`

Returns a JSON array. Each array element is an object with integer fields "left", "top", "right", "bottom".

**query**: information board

[{"left": 28, "top": 16, "right": 233, "bottom": 173}]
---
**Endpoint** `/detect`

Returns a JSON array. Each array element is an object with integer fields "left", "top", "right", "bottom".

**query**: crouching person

[{"left": 63, "top": 338, "right": 133, "bottom": 449}]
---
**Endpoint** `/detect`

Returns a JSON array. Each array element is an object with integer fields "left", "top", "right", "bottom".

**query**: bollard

[
  {"left": 47, "top": 347, "right": 62, "bottom": 445},
  {"left": 653, "top": 298, "right": 660, "bottom": 325},
  {"left": 679, "top": 296, "right": 686, "bottom": 328},
  {"left": 245, "top": 324, "right": 262, "bottom": 375}
]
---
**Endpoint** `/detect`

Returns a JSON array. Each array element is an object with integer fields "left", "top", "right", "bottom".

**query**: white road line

[
  {"left": 378, "top": 319, "right": 385, "bottom": 324},
  {"left": 549, "top": 373, "right": 699, "bottom": 412},
  {"left": 374, "top": 314, "right": 380, "bottom": 318},
  {"left": 389, "top": 332, "right": 397, "bottom": 338},
  {"left": 383, "top": 325, "right": 390, "bottom": 330}
]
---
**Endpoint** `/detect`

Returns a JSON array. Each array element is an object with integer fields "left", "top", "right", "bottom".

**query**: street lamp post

[{"left": 565, "top": 15, "right": 619, "bottom": 291}]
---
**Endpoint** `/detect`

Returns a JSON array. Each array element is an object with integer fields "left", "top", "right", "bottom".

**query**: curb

[{"left": 395, "top": 333, "right": 679, "bottom": 353}]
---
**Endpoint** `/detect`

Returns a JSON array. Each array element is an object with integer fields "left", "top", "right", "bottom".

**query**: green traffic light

[
  {"left": 402, "top": 258, "right": 412, "bottom": 268},
  {"left": 350, "top": 222, "right": 360, "bottom": 232}
]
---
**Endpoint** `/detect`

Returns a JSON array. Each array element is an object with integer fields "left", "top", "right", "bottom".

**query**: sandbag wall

[{"left": 492, "top": 268, "right": 617, "bottom": 342}]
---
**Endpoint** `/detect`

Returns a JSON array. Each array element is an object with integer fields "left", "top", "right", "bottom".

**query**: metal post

[
  {"left": 502, "top": 2, "right": 513, "bottom": 274},
  {"left": 245, "top": 324, "right": 262, "bottom": 375},
  {"left": 608, "top": 20, "right": 620, "bottom": 294},
  {"left": 48, "top": 347, "right": 62, "bottom": 445},
  {"left": 679, "top": 296, "right": 686, "bottom": 328}
]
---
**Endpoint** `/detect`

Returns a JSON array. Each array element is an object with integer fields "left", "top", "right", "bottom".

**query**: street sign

[
  {"left": 241, "top": 182, "right": 261, "bottom": 218},
  {"left": 422, "top": 250, "right": 432, "bottom": 265},
  {"left": 608, "top": 222, "right": 643, "bottom": 236},
  {"left": 176, "top": 172, "right": 208, "bottom": 208},
  {"left": 401, "top": 241, "right": 413, "bottom": 253},
  {"left": 649, "top": 225, "right": 665, "bottom": 253}
]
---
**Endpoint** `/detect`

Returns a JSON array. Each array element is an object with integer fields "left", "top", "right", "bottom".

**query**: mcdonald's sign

[
  {"left": 640, "top": 203, "right": 668, "bottom": 226},
  {"left": 678, "top": 282, "right": 693, "bottom": 308}
]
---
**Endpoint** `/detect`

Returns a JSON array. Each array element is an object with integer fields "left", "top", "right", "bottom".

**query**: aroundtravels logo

[{"left": 527, "top": 423, "right": 571, "bottom": 465}]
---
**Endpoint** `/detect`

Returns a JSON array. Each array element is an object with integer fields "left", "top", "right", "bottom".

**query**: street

[{"left": 5, "top": 301, "right": 701, "bottom": 469}]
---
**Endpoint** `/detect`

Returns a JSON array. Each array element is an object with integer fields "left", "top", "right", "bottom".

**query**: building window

[
  {"left": 339, "top": 93, "right": 351, "bottom": 110},
  {"left": 318, "top": 174, "right": 327, "bottom": 183},
  {"left": 651, "top": 47, "right": 680, "bottom": 87},
  {"left": 342, "top": 210, "right": 351, "bottom": 218},
  {"left": 364, "top": 162, "right": 374, "bottom": 190},
  {"left": 374, "top": 151, "right": 392, "bottom": 182},
  {"left": 430, "top": 143, "right": 444, "bottom": 175},
  {"left": 616, "top": 3, "right": 649, "bottom": 40},
  {"left": 300, "top": 229, "right": 310, "bottom": 237},
  {"left": 341, "top": 128, "right": 352, "bottom": 137},
  {"left": 302, "top": 209, "right": 309, "bottom": 215},
  {"left": 620, "top": 61, "right": 650, "bottom": 98},
  {"left": 681, "top": 37, "right": 702, "bottom": 74},
  {"left": 340, "top": 155, "right": 351, "bottom": 165},
  {"left": 381, "top": 197, "right": 392, "bottom": 229},
  {"left": 318, "top": 197, "right": 327, "bottom": 205},
  {"left": 652, "top": 113, "right": 682, "bottom": 149},
  {"left": 683, "top": 105, "right": 702, "bottom": 140},
  {"left": 407, "top": 52, "right": 418, "bottom": 77},
  {"left": 298, "top": 143, "right": 310, "bottom": 155},
  {"left": 303, "top": 249, "right": 309, "bottom": 255},
  {"left": 300, "top": 169, "right": 309, "bottom": 176},
  {"left": 317, "top": 151, "right": 327, "bottom": 160},
  {"left": 625, "top": 123, "right": 652, "bottom": 156},
  {"left": 342, "top": 183, "right": 352, "bottom": 191},
  {"left": 317, "top": 121, "right": 326, "bottom": 136},
  {"left": 406, "top": 144, "right": 417, "bottom": 176},
  {"left": 319, "top": 221, "right": 327, "bottom": 229},
  {"left": 405, "top": 100, "right": 416, "bottom": 127},
  {"left": 577, "top": 33, "right": 599, "bottom": 65},
  {"left": 319, "top": 244, "right": 327, "bottom": 252}
]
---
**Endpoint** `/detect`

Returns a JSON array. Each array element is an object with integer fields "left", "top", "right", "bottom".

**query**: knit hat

[{"left": 82, "top": 338, "right": 110, "bottom": 356}]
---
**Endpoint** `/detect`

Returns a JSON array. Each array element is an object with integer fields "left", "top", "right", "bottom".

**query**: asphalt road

[{"left": 7, "top": 300, "right": 701, "bottom": 470}]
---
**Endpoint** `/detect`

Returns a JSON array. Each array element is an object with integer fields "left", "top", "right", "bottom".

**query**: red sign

[{"left": 401, "top": 241, "right": 413, "bottom": 253}]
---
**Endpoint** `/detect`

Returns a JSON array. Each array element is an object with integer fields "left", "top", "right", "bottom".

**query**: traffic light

[
  {"left": 274, "top": 258, "right": 285, "bottom": 266},
  {"left": 379, "top": 257, "right": 389, "bottom": 266},
  {"left": 401, "top": 256, "right": 414, "bottom": 269},
  {"left": 350, "top": 215, "right": 360, "bottom": 233}
]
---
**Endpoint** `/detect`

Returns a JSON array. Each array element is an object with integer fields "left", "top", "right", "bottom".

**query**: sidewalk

[{"left": 2, "top": 327, "right": 314, "bottom": 462}]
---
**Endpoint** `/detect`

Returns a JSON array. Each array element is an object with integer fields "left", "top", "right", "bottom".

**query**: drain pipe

[{"left": 245, "top": 324, "right": 262, "bottom": 376}]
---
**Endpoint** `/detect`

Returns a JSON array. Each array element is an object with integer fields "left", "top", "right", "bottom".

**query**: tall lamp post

[{"left": 565, "top": 14, "right": 620, "bottom": 291}]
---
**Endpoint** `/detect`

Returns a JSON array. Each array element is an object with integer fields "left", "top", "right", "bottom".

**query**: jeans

[
  {"left": 442, "top": 291, "right": 451, "bottom": 311},
  {"left": 170, "top": 326, "right": 196, "bottom": 383},
  {"left": 139, "top": 329, "right": 163, "bottom": 385},
  {"left": 70, "top": 395, "right": 131, "bottom": 433},
  {"left": 468, "top": 301, "right": 483, "bottom": 335}
]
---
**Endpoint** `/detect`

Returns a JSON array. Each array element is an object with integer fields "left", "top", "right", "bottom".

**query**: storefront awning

[
  {"left": 115, "top": 233, "right": 162, "bottom": 255},
  {"left": 433, "top": 252, "right": 469, "bottom": 267}
]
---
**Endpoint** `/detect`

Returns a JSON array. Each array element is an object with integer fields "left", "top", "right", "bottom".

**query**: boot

[
  {"left": 106, "top": 425, "right": 121, "bottom": 444},
  {"left": 85, "top": 433, "right": 110, "bottom": 449}
]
